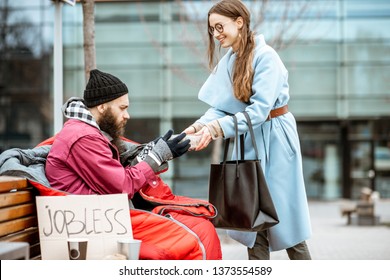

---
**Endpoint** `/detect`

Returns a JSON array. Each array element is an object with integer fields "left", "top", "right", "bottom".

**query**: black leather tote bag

[{"left": 208, "top": 112, "right": 279, "bottom": 231}]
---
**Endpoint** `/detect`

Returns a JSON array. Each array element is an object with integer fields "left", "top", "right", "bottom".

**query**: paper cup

[
  {"left": 67, "top": 238, "right": 88, "bottom": 260},
  {"left": 117, "top": 239, "right": 142, "bottom": 260}
]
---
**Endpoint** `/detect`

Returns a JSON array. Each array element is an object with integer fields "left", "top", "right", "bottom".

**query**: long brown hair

[{"left": 208, "top": 0, "right": 255, "bottom": 103}]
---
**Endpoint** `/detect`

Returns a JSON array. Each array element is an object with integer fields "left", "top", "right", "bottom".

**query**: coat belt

[{"left": 266, "top": 105, "right": 289, "bottom": 121}]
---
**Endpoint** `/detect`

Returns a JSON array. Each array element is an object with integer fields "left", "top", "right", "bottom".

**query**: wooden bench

[
  {"left": 340, "top": 200, "right": 380, "bottom": 226},
  {"left": 0, "top": 176, "right": 40, "bottom": 259},
  {"left": 355, "top": 201, "right": 380, "bottom": 226},
  {"left": 340, "top": 203, "right": 357, "bottom": 225}
]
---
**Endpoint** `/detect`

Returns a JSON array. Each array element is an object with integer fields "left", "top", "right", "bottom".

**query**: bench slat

[
  {"left": 0, "top": 228, "right": 41, "bottom": 259},
  {"left": 0, "top": 176, "right": 28, "bottom": 193},
  {"left": 0, "top": 176, "right": 41, "bottom": 259},
  {"left": 0, "top": 191, "right": 34, "bottom": 208},
  {"left": 0, "top": 216, "right": 38, "bottom": 238},
  {"left": 29, "top": 243, "right": 42, "bottom": 259},
  {"left": 0, "top": 227, "right": 39, "bottom": 243},
  {"left": 0, "top": 203, "right": 36, "bottom": 222}
]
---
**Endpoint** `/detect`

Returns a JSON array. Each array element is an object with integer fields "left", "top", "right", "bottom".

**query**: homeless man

[{"left": 43, "top": 69, "right": 222, "bottom": 259}]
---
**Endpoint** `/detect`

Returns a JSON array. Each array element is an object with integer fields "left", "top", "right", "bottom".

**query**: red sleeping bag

[{"left": 33, "top": 137, "right": 222, "bottom": 260}]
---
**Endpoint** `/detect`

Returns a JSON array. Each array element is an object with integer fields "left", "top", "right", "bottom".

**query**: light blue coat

[{"left": 196, "top": 34, "right": 312, "bottom": 251}]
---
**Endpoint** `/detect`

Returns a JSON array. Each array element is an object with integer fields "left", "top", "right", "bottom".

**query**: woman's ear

[{"left": 236, "top": 16, "right": 244, "bottom": 30}]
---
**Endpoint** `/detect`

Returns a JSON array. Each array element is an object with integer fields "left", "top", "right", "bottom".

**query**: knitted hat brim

[{"left": 83, "top": 83, "right": 128, "bottom": 108}]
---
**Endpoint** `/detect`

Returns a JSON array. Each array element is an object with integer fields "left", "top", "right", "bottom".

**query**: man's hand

[
  {"left": 140, "top": 129, "right": 190, "bottom": 173},
  {"left": 164, "top": 130, "right": 190, "bottom": 158}
]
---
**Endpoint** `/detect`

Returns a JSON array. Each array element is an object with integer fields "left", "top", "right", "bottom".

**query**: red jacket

[
  {"left": 38, "top": 129, "right": 222, "bottom": 260},
  {"left": 45, "top": 119, "right": 159, "bottom": 198}
]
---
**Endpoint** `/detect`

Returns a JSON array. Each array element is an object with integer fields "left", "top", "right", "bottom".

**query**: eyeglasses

[{"left": 208, "top": 20, "right": 234, "bottom": 36}]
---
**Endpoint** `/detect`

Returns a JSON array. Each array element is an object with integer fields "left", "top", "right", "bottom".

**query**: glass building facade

[{"left": 1, "top": 0, "right": 389, "bottom": 200}]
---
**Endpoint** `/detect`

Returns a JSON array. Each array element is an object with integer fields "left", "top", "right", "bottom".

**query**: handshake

[
  {"left": 158, "top": 129, "right": 191, "bottom": 159},
  {"left": 169, "top": 133, "right": 201, "bottom": 150},
  {"left": 137, "top": 129, "right": 198, "bottom": 173}
]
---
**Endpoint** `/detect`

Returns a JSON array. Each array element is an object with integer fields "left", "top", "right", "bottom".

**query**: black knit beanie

[{"left": 83, "top": 69, "right": 128, "bottom": 108}]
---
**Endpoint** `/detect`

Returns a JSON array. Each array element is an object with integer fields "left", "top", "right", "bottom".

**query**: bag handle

[
  {"left": 222, "top": 115, "right": 240, "bottom": 162},
  {"left": 243, "top": 111, "right": 260, "bottom": 160},
  {"left": 222, "top": 111, "right": 260, "bottom": 162}
]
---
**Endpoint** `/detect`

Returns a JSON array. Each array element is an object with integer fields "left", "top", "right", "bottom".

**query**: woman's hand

[
  {"left": 183, "top": 126, "right": 196, "bottom": 135},
  {"left": 194, "top": 126, "right": 212, "bottom": 151}
]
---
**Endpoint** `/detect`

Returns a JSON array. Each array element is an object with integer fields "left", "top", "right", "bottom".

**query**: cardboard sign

[{"left": 36, "top": 194, "right": 132, "bottom": 260}]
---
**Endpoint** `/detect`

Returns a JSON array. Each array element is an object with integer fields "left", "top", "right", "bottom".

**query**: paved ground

[{"left": 219, "top": 199, "right": 390, "bottom": 260}]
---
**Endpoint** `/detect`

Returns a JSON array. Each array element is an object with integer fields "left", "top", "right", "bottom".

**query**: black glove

[
  {"left": 152, "top": 129, "right": 175, "bottom": 144},
  {"left": 138, "top": 130, "right": 190, "bottom": 173},
  {"left": 161, "top": 129, "right": 173, "bottom": 142},
  {"left": 164, "top": 130, "right": 190, "bottom": 158}
]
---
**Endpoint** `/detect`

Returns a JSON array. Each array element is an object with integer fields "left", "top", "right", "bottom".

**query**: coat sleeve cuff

[
  {"left": 137, "top": 161, "right": 161, "bottom": 188},
  {"left": 205, "top": 119, "right": 224, "bottom": 140},
  {"left": 191, "top": 122, "right": 204, "bottom": 133}
]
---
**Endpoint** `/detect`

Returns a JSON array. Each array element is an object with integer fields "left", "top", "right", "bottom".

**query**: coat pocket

[{"left": 273, "top": 121, "right": 296, "bottom": 159}]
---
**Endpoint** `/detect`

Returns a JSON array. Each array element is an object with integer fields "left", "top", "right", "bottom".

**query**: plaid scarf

[
  {"left": 62, "top": 97, "right": 146, "bottom": 165},
  {"left": 62, "top": 97, "right": 100, "bottom": 130}
]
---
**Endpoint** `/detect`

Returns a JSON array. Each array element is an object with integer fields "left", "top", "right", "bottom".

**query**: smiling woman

[{"left": 183, "top": 0, "right": 312, "bottom": 260}]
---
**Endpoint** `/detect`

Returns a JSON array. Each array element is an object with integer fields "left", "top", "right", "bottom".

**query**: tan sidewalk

[{"left": 219, "top": 199, "right": 390, "bottom": 260}]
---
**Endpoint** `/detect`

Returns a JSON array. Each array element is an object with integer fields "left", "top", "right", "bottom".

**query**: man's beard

[{"left": 98, "top": 108, "right": 127, "bottom": 152}]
